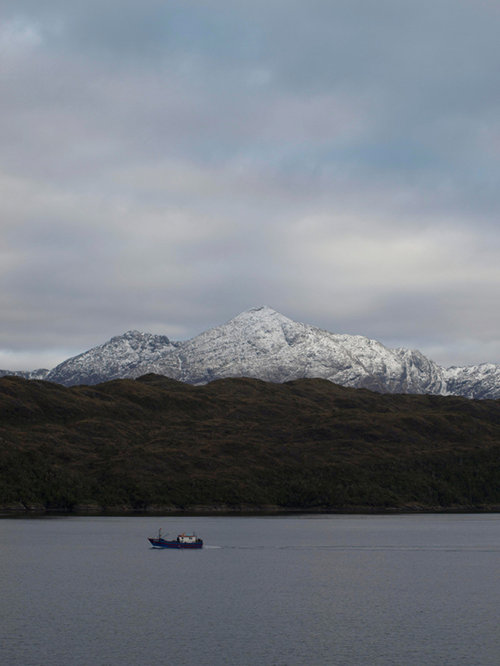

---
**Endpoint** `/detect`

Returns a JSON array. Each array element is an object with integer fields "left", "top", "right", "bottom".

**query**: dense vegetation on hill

[{"left": 1, "top": 374, "right": 500, "bottom": 513}]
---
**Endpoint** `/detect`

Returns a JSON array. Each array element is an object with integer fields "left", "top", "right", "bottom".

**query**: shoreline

[{"left": 2, "top": 502, "right": 500, "bottom": 518}]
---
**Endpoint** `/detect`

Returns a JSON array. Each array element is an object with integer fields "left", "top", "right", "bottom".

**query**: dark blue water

[{"left": 1, "top": 514, "right": 500, "bottom": 665}]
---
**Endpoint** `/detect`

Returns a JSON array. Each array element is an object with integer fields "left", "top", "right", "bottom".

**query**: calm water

[{"left": 1, "top": 514, "right": 500, "bottom": 665}]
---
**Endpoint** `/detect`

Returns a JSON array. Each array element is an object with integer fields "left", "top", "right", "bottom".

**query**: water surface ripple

[{"left": 1, "top": 514, "right": 500, "bottom": 665}]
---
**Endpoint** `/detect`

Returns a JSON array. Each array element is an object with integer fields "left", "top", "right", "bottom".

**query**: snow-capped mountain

[
  {"left": 443, "top": 364, "right": 500, "bottom": 400},
  {"left": 45, "top": 330, "right": 177, "bottom": 386},
  {"left": 132, "top": 306, "right": 449, "bottom": 394},
  {"left": 0, "top": 368, "right": 49, "bottom": 380},
  {"left": 3, "top": 307, "right": 499, "bottom": 399}
]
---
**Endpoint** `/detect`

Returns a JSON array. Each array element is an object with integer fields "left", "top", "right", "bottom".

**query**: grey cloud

[{"left": 1, "top": 1, "right": 499, "bottom": 369}]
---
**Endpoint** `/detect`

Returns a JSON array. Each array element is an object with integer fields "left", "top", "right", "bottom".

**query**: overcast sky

[{"left": 1, "top": 0, "right": 499, "bottom": 370}]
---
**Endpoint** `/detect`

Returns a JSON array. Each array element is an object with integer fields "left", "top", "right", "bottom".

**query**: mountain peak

[
  {"left": 229, "top": 306, "right": 295, "bottom": 327},
  {"left": 113, "top": 330, "right": 171, "bottom": 343},
  {"left": 46, "top": 330, "right": 176, "bottom": 385},
  {"left": 247, "top": 305, "right": 277, "bottom": 314},
  {"left": 235, "top": 305, "right": 283, "bottom": 318}
]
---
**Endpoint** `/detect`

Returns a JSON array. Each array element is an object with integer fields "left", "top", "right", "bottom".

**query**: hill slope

[{"left": 1, "top": 374, "right": 500, "bottom": 513}]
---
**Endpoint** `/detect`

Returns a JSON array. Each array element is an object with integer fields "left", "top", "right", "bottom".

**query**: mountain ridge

[{"left": 1, "top": 306, "right": 498, "bottom": 399}]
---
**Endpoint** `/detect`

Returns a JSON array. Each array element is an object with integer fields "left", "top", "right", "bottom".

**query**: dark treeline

[{"left": 1, "top": 374, "right": 500, "bottom": 513}]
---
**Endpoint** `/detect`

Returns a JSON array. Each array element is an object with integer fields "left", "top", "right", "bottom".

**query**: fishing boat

[{"left": 148, "top": 528, "right": 203, "bottom": 549}]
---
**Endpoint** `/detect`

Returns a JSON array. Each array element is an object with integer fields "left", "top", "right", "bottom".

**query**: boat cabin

[{"left": 178, "top": 533, "right": 198, "bottom": 544}]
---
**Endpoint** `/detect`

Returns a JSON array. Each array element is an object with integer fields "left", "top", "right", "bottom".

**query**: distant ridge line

[{"left": 1, "top": 307, "right": 499, "bottom": 399}]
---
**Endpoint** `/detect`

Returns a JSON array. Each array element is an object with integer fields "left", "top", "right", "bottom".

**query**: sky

[{"left": 1, "top": 0, "right": 499, "bottom": 371}]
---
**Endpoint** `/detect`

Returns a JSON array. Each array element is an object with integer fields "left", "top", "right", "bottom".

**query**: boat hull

[{"left": 148, "top": 538, "right": 203, "bottom": 549}]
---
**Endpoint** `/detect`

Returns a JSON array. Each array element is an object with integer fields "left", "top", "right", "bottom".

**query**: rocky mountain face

[
  {"left": 45, "top": 330, "right": 177, "bottom": 386},
  {"left": 132, "top": 307, "right": 449, "bottom": 394},
  {"left": 3, "top": 307, "right": 499, "bottom": 398},
  {"left": 443, "top": 364, "right": 500, "bottom": 400}
]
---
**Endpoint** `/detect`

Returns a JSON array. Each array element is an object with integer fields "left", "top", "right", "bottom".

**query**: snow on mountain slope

[
  {"left": 393, "top": 348, "right": 448, "bottom": 395},
  {"left": 133, "top": 306, "right": 448, "bottom": 394},
  {"left": 0, "top": 368, "right": 49, "bottom": 380},
  {"left": 46, "top": 330, "right": 177, "bottom": 386},
  {"left": 444, "top": 364, "right": 500, "bottom": 400},
  {"left": 5, "top": 307, "right": 499, "bottom": 398}
]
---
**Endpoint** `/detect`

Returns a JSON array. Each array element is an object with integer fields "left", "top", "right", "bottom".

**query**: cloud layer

[{"left": 1, "top": 1, "right": 499, "bottom": 369}]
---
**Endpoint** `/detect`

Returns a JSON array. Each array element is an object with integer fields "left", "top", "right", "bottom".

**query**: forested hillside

[{"left": 1, "top": 374, "right": 500, "bottom": 513}]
